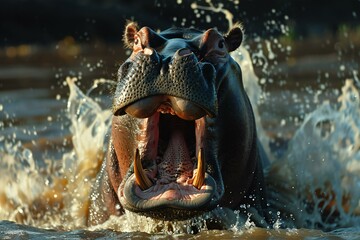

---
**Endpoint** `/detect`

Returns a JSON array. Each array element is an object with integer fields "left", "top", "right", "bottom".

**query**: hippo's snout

[{"left": 113, "top": 46, "right": 217, "bottom": 118}]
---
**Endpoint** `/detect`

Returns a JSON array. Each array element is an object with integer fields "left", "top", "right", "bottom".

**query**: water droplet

[
  {"left": 205, "top": 15, "right": 211, "bottom": 23},
  {"left": 280, "top": 119, "right": 286, "bottom": 126}
]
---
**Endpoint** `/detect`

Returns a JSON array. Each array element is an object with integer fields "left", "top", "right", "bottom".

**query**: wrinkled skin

[{"left": 88, "top": 22, "right": 269, "bottom": 227}]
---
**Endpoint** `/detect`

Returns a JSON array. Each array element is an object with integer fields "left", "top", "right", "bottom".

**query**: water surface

[{"left": 1, "top": 1, "right": 360, "bottom": 239}]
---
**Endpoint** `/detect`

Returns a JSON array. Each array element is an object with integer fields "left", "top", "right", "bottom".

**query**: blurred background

[
  {"left": 1, "top": 0, "right": 359, "bottom": 88},
  {"left": 0, "top": 0, "right": 359, "bottom": 155}
]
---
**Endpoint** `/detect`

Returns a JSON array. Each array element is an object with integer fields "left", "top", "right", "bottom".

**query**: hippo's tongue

[
  {"left": 157, "top": 130, "right": 194, "bottom": 184},
  {"left": 133, "top": 114, "right": 206, "bottom": 192}
]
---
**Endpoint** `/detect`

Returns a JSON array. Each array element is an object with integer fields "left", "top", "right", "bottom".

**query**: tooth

[
  {"left": 193, "top": 148, "right": 205, "bottom": 189},
  {"left": 134, "top": 149, "right": 153, "bottom": 190}
]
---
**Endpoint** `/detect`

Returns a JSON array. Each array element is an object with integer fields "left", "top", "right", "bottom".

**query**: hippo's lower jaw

[
  {"left": 119, "top": 173, "right": 217, "bottom": 220},
  {"left": 117, "top": 108, "right": 221, "bottom": 220}
]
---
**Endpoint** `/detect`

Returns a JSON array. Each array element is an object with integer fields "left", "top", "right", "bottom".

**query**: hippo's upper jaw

[{"left": 99, "top": 22, "right": 267, "bottom": 222}]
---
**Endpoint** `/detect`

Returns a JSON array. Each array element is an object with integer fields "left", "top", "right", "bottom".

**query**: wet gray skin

[{"left": 88, "top": 23, "right": 269, "bottom": 226}]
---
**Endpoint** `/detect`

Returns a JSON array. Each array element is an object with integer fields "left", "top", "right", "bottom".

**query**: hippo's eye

[
  {"left": 218, "top": 40, "right": 225, "bottom": 49},
  {"left": 134, "top": 38, "right": 139, "bottom": 45}
]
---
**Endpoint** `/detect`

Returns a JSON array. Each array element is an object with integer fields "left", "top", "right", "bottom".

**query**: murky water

[{"left": 1, "top": 1, "right": 360, "bottom": 239}]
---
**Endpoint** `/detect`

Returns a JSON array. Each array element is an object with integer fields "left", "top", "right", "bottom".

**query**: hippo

[{"left": 88, "top": 22, "right": 269, "bottom": 227}]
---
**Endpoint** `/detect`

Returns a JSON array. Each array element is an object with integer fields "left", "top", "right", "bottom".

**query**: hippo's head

[{"left": 102, "top": 22, "right": 266, "bottom": 222}]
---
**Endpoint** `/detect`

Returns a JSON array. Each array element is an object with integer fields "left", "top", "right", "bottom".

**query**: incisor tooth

[
  {"left": 134, "top": 149, "right": 153, "bottom": 190},
  {"left": 193, "top": 148, "right": 205, "bottom": 189}
]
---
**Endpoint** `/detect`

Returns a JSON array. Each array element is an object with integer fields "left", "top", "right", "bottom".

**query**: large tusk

[
  {"left": 134, "top": 149, "right": 153, "bottom": 190},
  {"left": 193, "top": 148, "right": 205, "bottom": 189}
]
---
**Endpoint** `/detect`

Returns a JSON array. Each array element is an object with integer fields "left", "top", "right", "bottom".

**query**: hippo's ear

[
  {"left": 123, "top": 21, "right": 139, "bottom": 49},
  {"left": 224, "top": 25, "right": 243, "bottom": 52}
]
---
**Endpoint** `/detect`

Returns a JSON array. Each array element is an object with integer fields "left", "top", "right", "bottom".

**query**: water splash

[
  {"left": 190, "top": 2, "right": 234, "bottom": 29},
  {"left": 0, "top": 77, "right": 112, "bottom": 229},
  {"left": 60, "top": 77, "right": 112, "bottom": 228},
  {"left": 267, "top": 79, "right": 360, "bottom": 229}
]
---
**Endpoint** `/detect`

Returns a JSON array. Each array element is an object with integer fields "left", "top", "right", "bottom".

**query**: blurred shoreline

[{"left": 0, "top": 30, "right": 358, "bottom": 91}]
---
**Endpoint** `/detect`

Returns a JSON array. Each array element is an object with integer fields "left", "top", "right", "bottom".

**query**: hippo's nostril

[
  {"left": 160, "top": 66, "right": 169, "bottom": 76},
  {"left": 178, "top": 48, "right": 192, "bottom": 57},
  {"left": 173, "top": 48, "right": 198, "bottom": 65}
]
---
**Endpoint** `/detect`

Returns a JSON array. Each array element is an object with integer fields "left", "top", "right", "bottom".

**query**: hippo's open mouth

[
  {"left": 88, "top": 23, "right": 268, "bottom": 226},
  {"left": 117, "top": 99, "right": 218, "bottom": 219}
]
